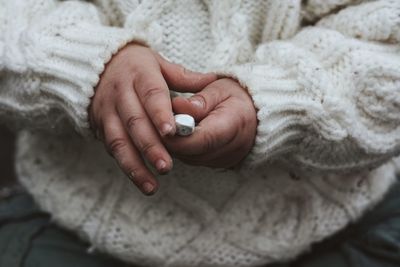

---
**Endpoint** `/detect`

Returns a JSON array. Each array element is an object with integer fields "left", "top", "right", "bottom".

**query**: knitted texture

[
  {"left": 0, "top": 0, "right": 152, "bottom": 136},
  {"left": 1, "top": 0, "right": 400, "bottom": 266}
]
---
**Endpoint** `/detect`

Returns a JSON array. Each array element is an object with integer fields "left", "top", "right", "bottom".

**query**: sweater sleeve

[
  {"left": 219, "top": 0, "right": 400, "bottom": 173},
  {"left": 0, "top": 0, "right": 155, "bottom": 136}
]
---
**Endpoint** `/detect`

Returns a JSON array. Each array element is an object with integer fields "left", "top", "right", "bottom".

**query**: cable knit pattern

[
  {"left": 220, "top": 0, "right": 400, "bottom": 173},
  {"left": 1, "top": 0, "right": 399, "bottom": 266},
  {"left": 0, "top": 0, "right": 153, "bottom": 135}
]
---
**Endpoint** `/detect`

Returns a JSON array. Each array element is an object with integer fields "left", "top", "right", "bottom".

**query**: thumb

[
  {"left": 156, "top": 54, "right": 218, "bottom": 93},
  {"left": 172, "top": 82, "right": 230, "bottom": 121},
  {"left": 172, "top": 96, "right": 203, "bottom": 120}
]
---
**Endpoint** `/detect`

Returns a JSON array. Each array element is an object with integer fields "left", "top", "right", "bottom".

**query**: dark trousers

[{"left": 1, "top": 177, "right": 400, "bottom": 267}]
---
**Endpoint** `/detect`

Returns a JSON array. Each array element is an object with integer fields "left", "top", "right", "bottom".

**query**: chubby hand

[
  {"left": 89, "top": 43, "right": 217, "bottom": 195},
  {"left": 163, "top": 78, "right": 258, "bottom": 168}
]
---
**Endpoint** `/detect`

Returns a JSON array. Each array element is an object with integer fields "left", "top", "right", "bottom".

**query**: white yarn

[{"left": 1, "top": 0, "right": 400, "bottom": 266}]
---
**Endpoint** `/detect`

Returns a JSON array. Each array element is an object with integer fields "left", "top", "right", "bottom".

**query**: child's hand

[
  {"left": 89, "top": 44, "right": 217, "bottom": 195},
  {"left": 163, "top": 78, "right": 258, "bottom": 168}
]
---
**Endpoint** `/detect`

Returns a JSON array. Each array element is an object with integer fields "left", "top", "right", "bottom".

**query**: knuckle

[
  {"left": 113, "top": 80, "right": 123, "bottom": 91},
  {"left": 178, "top": 65, "right": 196, "bottom": 85},
  {"left": 178, "top": 66, "right": 202, "bottom": 86},
  {"left": 107, "top": 137, "right": 127, "bottom": 156},
  {"left": 126, "top": 114, "right": 145, "bottom": 131},
  {"left": 214, "top": 116, "right": 236, "bottom": 138},
  {"left": 112, "top": 82, "right": 125, "bottom": 99},
  {"left": 140, "top": 141, "right": 157, "bottom": 158},
  {"left": 217, "top": 118, "right": 233, "bottom": 135},
  {"left": 141, "top": 87, "right": 165, "bottom": 106},
  {"left": 125, "top": 164, "right": 151, "bottom": 185},
  {"left": 124, "top": 165, "right": 144, "bottom": 181},
  {"left": 178, "top": 66, "right": 188, "bottom": 79},
  {"left": 113, "top": 153, "right": 144, "bottom": 178},
  {"left": 125, "top": 166, "right": 142, "bottom": 178},
  {"left": 96, "top": 97, "right": 107, "bottom": 111},
  {"left": 201, "top": 131, "right": 215, "bottom": 153}
]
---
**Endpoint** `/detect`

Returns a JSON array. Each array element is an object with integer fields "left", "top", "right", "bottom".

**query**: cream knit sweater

[{"left": 1, "top": 0, "right": 400, "bottom": 266}]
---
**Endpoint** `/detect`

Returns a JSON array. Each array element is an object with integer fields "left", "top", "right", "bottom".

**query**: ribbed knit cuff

[
  {"left": 24, "top": 22, "right": 151, "bottom": 137},
  {"left": 217, "top": 63, "right": 345, "bottom": 169}
]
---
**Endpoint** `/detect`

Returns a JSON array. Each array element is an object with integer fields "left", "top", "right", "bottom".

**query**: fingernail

[
  {"left": 142, "top": 182, "right": 156, "bottom": 195},
  {"left": 128, "top": 171, "right": 135, "bottom": 181},
  {"left": 156, "top": 159, "right": 167, "bottom": 172},
  {"left": 189, "top": 98, "right": 204, "bottom": 109},
  {"left": 160, "top": 123, "right": 173, "bottom": 136}
]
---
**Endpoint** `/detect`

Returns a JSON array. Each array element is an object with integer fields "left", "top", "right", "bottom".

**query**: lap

[
  {"left": 271, "top": 175, "right": 400, "bottom": 267},
  {"left": 0, "top": 187, "right": 132, "bottom": 267},
  {"left": 1, "top": 177, "right": 400, "bottom": 267}
]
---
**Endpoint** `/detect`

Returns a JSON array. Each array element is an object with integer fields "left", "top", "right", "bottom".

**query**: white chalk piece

[{"left": 174, "top": 114, "right": 195, "bottom": 136}]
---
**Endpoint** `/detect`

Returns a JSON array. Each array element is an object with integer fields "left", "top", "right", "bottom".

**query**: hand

[
  {"left": 163, "top": 78, "right": 258, "bottom": 168},
  {"left": 89, "top": 43, "right": 217, "bottom": 195}
]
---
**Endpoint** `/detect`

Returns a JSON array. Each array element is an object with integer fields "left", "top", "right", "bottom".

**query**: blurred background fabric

[{"left": 0, "top": 124, "right": 16, "bottom": 188}]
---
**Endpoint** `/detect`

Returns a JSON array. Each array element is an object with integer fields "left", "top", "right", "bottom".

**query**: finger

[
  {"left": 156, "top": 53, "right": 218, "bottom": 93},
  {"left": 163, "top": 105, "right": 238, "bottom": 155},
  {"left": 171, "top": 80, "right": 234, "bottom": 121},
  {"left": 116, "top": 84, "right": 173, "bottom": 174},
  {"left": 103, "top": 114, "right": 158, "bottom": 195},
  {"left": 134, "top": 61, "right": 175, "bottom": 136},
  {"left": 173, "top": 129, "right": 253, "bottom": 169},
  {"left": 177, "top": 143, "right": 242, "bottom": 168}
]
